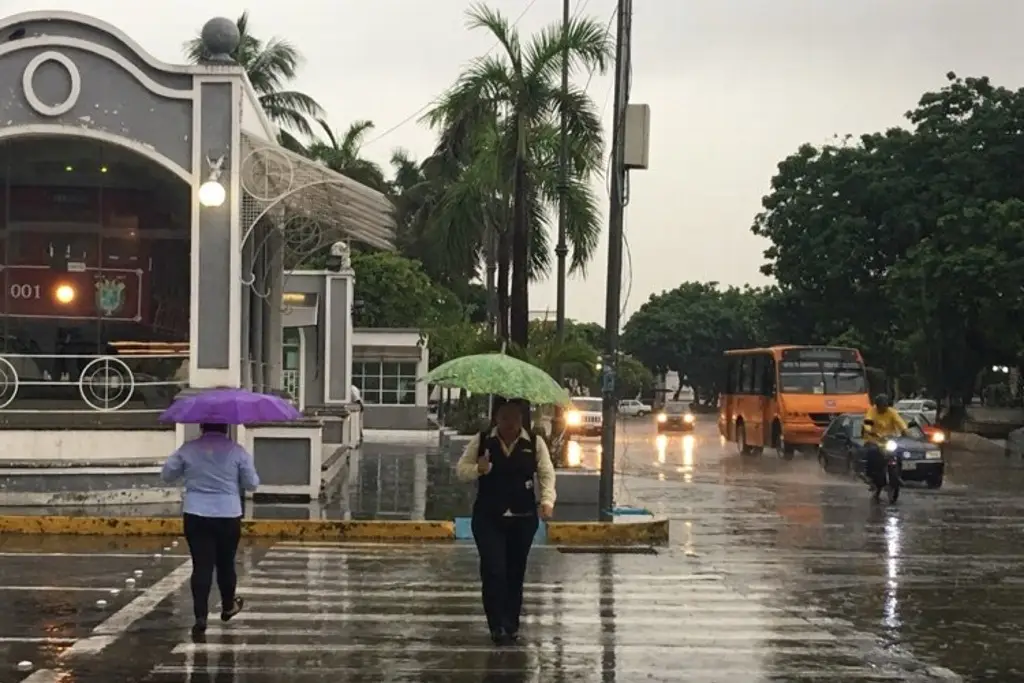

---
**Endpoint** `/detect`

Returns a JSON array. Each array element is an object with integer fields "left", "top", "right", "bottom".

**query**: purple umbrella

[{"left": 158, "top": 388, "right": 301, "bottom": 425}]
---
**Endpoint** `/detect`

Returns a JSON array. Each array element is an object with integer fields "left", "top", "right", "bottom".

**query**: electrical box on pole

[{"left": 623, "top": 103, "right": 650, "bottom": 170}]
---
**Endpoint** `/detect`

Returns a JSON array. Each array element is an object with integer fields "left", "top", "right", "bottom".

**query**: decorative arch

[
  {"left": 0, "top": 124, "right": 193, "bottom": 185},
  {"left": 0, "top": 10, "right": 198, "bottom": 75}
]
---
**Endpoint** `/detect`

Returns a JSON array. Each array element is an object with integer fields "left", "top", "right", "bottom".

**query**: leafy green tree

[
  {"left": 351, "top": 252, "right": 461, "bottom": 329},
  {"left": 753, "top": 73, "right": 1024, "bottom": 406},
  {"left": 621, "top": 282, "right": 762, "bottom": 399},
  {"left": 183, "top": 11, "right": 323, "bottom": 140},
  {"left": 424, "top": 3, "right": 612, "bottom": 345}
]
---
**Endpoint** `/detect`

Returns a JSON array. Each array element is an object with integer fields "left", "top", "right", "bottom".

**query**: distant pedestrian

[
  {"left": 456, "top": 398, "right": 557, "bottom": 645},
  {"left": 161, "top": 423, "right": 260, "bottom": 637}
]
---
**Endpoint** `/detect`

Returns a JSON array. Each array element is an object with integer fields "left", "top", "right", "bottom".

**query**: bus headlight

[
  {"left": 657, "top": 413, "right": 667, "bottom": 423},
  {"left": 683, "top": 414, "right": 695, "bottom": 423},
  {"left": 885, "top": 440, "right": 899, "bottom": 453},
  {"left": 565, "top": 411, "right": 582, "bottom": 426}
]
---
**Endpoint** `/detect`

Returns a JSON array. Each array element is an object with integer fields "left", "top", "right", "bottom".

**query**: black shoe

[
  {"left": 490, "top": 628, "right": 510, "bottom": 645},
  {"left": 506, "top": 630, "right": 519, "bottom": 644},
  {"left": 191, "top": 618, "right": 207, "bottom": 638},
  {"left": 221, "top": 597, "right": 244, "bottom": 622}
]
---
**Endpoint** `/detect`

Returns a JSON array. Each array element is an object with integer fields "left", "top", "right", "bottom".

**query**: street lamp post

[
  {"left": 555, "top": 0, "right": 570, "bottom": 341},
  {"left": 598, "top": 0, "right": 632, "bottom": 522}
]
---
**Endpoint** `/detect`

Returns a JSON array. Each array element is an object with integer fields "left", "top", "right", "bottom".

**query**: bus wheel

[
  {"left": 737, "top": 422, "right": 759, "bottom": 456},
  {"left": 773, "top": 421, "right": 795, "bottom": 460}
]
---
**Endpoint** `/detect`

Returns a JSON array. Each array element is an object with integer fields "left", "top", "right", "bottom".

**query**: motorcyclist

[{"left": 862, "top": 394, "right": 909, "bottom": 501}]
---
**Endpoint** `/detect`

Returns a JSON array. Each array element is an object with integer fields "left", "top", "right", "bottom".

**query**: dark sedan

[
  {"left": 817, "top": 412, "right": 944, "bottom": 489},
  {"left": 656, "top": 401, "right": 695, "bottom": 433}
]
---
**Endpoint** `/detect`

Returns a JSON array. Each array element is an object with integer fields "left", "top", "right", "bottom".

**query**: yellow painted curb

[
  {"left": 0, "top": 516, "right": 455, "bottom": 542},
  {"left": 547, "top": 518, "right": 669, "bottom": 546}
]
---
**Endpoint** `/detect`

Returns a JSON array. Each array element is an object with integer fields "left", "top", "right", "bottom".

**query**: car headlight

[
  {"left": 566, "top": 411, "right": 582, "bottom": 426},
  {"left": 683, "top": 414, "right": 695, "bottom": 423},
  {"left": 885, "top": 440, "right": 898, "bottom": 453},
  {"left": 657, "top": 413, "right": 667, "bottom": 423},
  {"left": 930, "top": 432, "right": 945, "bottom": 444}
]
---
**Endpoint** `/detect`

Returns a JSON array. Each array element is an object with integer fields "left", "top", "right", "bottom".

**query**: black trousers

[
  {"left": 183, "top": 513, "right": 242, "bottom": 620},
  {"left": 863, "top": 443, "right": 888, "bottom": 495},
  {"left": 471, "top": 512, "right": 539, "bottom": 633}
]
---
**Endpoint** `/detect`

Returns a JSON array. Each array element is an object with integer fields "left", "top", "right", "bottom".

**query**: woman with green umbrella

[{"left": 455, "top": 396, "right": 557, "bottom": 646}]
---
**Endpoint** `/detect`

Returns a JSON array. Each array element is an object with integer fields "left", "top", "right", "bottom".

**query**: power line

[{"left": 361, "top": 0, "right": 542, "bottom": 148}]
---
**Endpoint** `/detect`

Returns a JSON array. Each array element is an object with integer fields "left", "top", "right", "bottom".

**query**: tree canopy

[{"left": 752, "top": 73, "right": 1024, "bottom": 404}]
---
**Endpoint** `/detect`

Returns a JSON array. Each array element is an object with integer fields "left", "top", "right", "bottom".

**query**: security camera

[{"left": 325, "top": 241, "right": 351, "bottom": 271}]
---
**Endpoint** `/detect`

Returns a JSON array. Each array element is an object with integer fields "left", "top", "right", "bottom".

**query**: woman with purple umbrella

[{"left": 159, "top": 388, "right": 299, "bottom": 637}]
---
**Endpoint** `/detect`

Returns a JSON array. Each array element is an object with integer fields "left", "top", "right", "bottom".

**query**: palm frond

[
  {"left": 524, "top": 14, "right": 613, "bottom": 86},
  {"left": 465, "top": 3, "right": 523, "bottom": 74}
]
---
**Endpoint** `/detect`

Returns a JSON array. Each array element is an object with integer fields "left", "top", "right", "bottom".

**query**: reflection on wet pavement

[{"left": 8, "top": 420, "right": 1024, "bottom": 679}]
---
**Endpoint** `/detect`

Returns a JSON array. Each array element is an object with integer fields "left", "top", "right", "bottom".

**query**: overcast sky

[{"left": 3, "top": 0, "right": 1023, "bottom": 324}]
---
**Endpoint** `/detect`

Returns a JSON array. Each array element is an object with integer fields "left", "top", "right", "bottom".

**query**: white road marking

[{"left": 59, "top": 561, "right": 193, "bottom": 659}]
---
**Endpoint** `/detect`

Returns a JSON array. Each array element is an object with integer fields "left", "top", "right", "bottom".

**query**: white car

[
  {"left": 894, "top": 399, "right": 937, "bottom": 423},
  {"left": 565, "top": 396, "right": 603, "bottom": 436},
  {"left": 618, "top": 399, "right": 652, "bottom": 417}
]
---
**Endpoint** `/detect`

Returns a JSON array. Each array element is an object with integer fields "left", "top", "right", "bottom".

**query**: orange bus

[{"left": 718, "top": 345, "right": 870, "bottom": 459}]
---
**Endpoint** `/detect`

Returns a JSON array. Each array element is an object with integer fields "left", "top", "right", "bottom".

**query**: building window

[{"left": 353, "top": 361, "right": 418, "bottom": 405}]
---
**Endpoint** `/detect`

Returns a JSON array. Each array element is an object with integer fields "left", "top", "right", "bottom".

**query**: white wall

[{"left": 0, "top": 430, "right": 176, "bottom": 463}]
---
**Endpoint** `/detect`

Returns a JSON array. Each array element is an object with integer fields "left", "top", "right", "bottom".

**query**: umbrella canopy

[
  {"left": 159, "top": 388, "right": 301, "bottom": 425},
  {"left": 420, "top": 353, "right": 571, "bottom": 407}
]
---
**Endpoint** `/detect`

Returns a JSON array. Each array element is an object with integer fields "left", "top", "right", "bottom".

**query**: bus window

[
  {"left": 738, "top": 356, "right": 753, "bottom": 394},
  {"left": 726, "top": 356, "right": 739, "bottom": 393},
  {"left": 763, "top": 355, "right": 777, "bottom": 396},
  {"left": 751, "top": 354, "right": 764, "bottom": 395}
]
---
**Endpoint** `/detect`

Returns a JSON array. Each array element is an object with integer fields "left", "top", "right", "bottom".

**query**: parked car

[
  {"left": 565, "top": 396, "right": 603, "bottom": 437},
  {"left": 656, "top": 401, "right": 695, "bottom": 433},
  {"left": 894, "top": 399, "right": 937, "bottom": 423},
  {"left": 818, "top": 412, "right": 944, "bottom": 488},
  {"left": 618, "top": 398, "right": 652, "bottom": 417}
]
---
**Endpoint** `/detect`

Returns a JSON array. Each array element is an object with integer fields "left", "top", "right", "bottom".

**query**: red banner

[{"left": 0, "top": 267, "right": 145, "bottom": 321}]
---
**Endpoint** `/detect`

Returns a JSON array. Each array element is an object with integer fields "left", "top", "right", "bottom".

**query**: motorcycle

[
  {"left": 857, "top": 439, "right": 902, "bottom": 503},
  {"left": 884, "top": 445, "right": 902, "bottom": 504}
]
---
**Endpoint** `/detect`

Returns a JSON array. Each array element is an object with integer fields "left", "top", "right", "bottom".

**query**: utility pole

[
  {"left": 599, "top": 0, "right": 631, "bottom": 522},
  {"left": 555, "top": 0, "right": 570, "bottom": 341},
  {"left": 551, "top": 0, "right": 571, "bottom": 469}
]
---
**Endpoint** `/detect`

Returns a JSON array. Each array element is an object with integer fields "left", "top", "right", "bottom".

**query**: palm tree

[
  {"left": 424, "top": 3, "right": 611, "bottom": 346},
  {"left": 305, "top": 119, "right": 388, "bottom": 191},
  {"left": 183, "top": 11, "right": 324, "bottom": 139}
]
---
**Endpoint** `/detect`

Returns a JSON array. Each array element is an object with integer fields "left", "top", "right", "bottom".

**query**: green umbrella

[{"left": 420, "top": 353, "right": 571, "bottom": 406}]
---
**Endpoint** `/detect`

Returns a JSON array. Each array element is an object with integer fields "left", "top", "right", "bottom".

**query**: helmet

[{"left": 873, "top": 394, "right": 890, "bottom": 410}]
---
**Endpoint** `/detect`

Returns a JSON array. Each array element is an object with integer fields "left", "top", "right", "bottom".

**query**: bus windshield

[{"left": 779, "top": 359, "right": 867, "bottom": 395}]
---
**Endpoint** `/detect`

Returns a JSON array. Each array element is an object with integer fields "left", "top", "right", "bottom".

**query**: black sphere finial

[{"left": 200, "top": 17, "right": 240, "bottom": 62}]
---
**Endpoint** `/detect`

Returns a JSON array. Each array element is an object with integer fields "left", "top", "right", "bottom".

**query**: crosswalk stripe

[{"left": 141, "top": 541, "right": 949, "bottom": 681}]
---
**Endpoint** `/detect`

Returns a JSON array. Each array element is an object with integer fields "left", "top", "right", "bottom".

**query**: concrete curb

[
  {"left": 547, "top": 518, "right": 670, "bottom": 546},
  {"left": 0, "top": 515, "right": 670, "bottom": 546}
]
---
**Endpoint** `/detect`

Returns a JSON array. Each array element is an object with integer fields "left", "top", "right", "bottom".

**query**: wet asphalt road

[{"left": 3, "top": 419, "right": 1024, "bottom": 681}]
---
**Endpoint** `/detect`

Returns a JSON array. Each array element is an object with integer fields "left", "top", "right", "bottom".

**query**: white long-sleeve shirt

[{"left": 456, "top": 428, "right": 557, "bottom": 507}]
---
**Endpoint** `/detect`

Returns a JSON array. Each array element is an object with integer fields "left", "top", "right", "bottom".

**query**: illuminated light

[
  {"left": 64, "top": 165, "right": 73, "bottom": 172},
  {"left": 99, "top": 165, "right": 108, "bottom": 173},
  {"left": 198, "top": 180, "right": 226, "bottom": 207},
  {"left": 54, "top": 284, "right": 75, "bottom": 304},
  {"left": 683, "top": 413, "right": 695, "bottom": 423},
  {"left": 931, "top": 431, "right": 945, "bottom": 444},
  {"left": 885, "top": 439, "right": 899, "bottom": 453},
  {"left": 656, "top": 434, "right": 667, "bottom": 463},
  {"left": 565, "top": 410, "right": 582, "bottom": 427},
  {"left": 565, "top": 440, "right": 582, "bottom": 467},
  {"left": 657, "top": 413, "right": 667, "bottom": 423}
]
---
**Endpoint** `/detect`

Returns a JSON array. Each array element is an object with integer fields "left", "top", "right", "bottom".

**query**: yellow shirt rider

[{"left": 863, "top": 394, "right": 908, "bottom": 446}]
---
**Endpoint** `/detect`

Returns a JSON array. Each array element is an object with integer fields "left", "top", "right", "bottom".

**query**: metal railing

[{"left": 0, "top": 352, "right": 188, "bottom": 413}]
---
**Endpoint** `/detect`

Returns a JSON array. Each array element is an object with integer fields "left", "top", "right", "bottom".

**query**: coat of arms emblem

[{"left": 95, "top": 277, "right": 126, "bottom": 316}]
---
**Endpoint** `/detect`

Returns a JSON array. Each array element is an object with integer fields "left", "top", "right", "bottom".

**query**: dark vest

[{"left": 474, "top": 432, "right": 538, "bottom": 517}]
